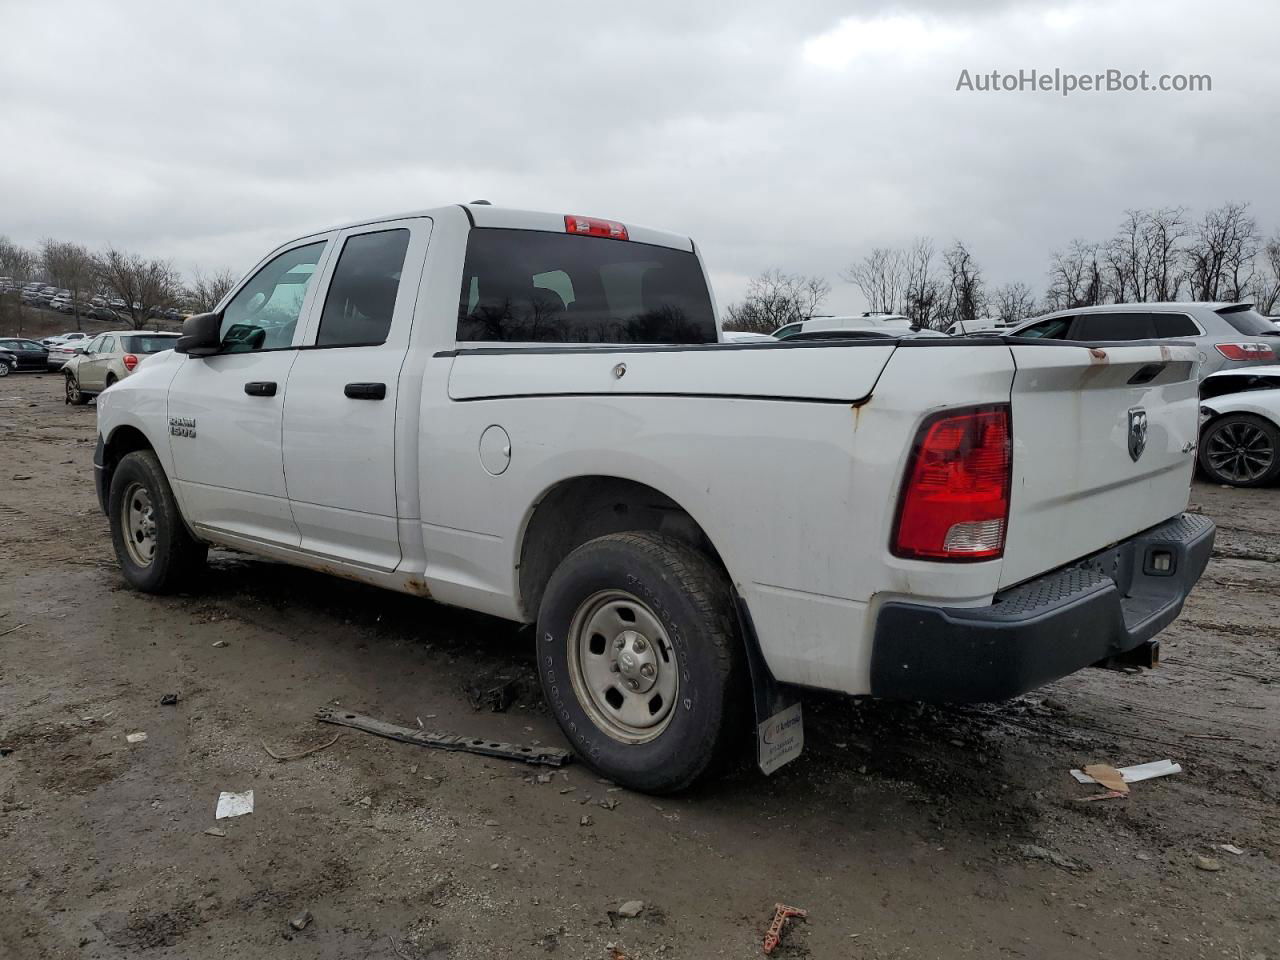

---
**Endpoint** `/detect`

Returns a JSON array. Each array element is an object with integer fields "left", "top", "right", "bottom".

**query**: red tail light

[
  {"left": 892, "top": 405, "right": 1012, "bottom": 561},
  {"left": 122, "top": 353, "right": 139, "bottom": 371},
  {"left": 564, "top": 215, "right": 628, "bottom": 241},
  {"left": 1214, "top": 342, "right": 1274, "bottom": 361}
]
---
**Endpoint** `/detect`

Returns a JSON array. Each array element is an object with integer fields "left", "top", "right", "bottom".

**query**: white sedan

[{"left": 1198, "top": 364, "right": 1280, "bottom": 486}]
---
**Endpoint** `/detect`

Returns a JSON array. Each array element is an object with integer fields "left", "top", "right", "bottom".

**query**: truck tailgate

[{"left": 999, "top": 342, "right": 1200, "bottom": 590}]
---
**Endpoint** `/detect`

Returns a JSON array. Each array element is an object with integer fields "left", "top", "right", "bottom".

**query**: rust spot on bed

[
  {"left": 405, "top": 577, "right": 432, "bottom": 598},
  {"left": 1088, "top": 347, "right": 1108, "bottom": 362}
]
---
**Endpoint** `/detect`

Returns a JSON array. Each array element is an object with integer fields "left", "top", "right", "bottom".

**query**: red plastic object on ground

[{"left": 763, "top": 903, "right": 807, "bottom": 954}]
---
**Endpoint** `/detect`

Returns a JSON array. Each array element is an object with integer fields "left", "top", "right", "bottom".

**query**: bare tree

[
  {"left": 94, "top": 246, "right": 180, "bottom": 330},
  {"left": 1144, "top": 206, "right": 1188, "bottom": 301},
  {"left": 991, "top": 281, "right": 1037, "bottom": 324},
  {"left": 41, "top": 239, "right": 96, "bottom": 330},
  {"left": 901, "top": 237, "right": 943, "bottom": 328},
  {"left": 0, "top": 236, "right": 40, "bottom": 283},
  {"left": 1187, "top": 202, "right": 1259, "bottom": 302},
  {"left": 842, "top": 247, "right": 904, "bottom": 315},
  {"left": 187, "top": 267, "right": 239, "bottom": 314},
  {"left": 722, "top": 269, "right": 831, "bottom": 334},
  {"left": 1249, "top": 234, "right": 1280, "bottom": 315},
  {"left": 1045, "top": 239, "right": 1104, "bottom": 310},
  {"left": 940, "top": 240, "right": 985, "bottom": 328}
]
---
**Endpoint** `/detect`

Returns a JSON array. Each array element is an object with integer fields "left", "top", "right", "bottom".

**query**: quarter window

[
  {"left": 1014, "top": 317, "right": 1073, "bottom": 339},
  {"left": 220, "top": 241, "right": 327, "bottom": 352},
  {"left": 316, "top": 230, "right": 411, "bottom": 347}
]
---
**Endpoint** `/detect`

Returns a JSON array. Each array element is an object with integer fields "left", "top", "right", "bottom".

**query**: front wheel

[
  {"left": 65, "top": 373, "right": 88, "bottom": 405},
  {"left": 0, "top": 362, "right": 9, "bottom": 377},
  {"left": 536, "top": 531, "right": 745, "bottom": 793},
  {"left": 1198, "top": 414, "right": 1280, "bottom": 487},
  {"left": 108, "top": 450, "right": 208, "bottom": 592}
]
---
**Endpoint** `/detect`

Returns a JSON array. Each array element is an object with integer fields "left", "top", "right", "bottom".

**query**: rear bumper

[{"left": 869, "top": 513, "right": 1215, "bottom": 702}]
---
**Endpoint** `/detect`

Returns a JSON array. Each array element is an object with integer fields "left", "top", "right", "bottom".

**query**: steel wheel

[
  {"left": 1204, "top": 419, "right": 1275, "bottom": 484},
  {"left": 120, "top": 481, "right": 158, "bottom": 567},
  {"left": 566, "top": 589, "right": 680, "bottom": 744}
]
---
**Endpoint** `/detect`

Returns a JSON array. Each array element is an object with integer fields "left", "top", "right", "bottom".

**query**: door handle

[
  {"left": 344, "top": 382, "right": 387, "bottom": 400},
  {"left": 244, "top": 381, "right": 277, "bottom": 396}
]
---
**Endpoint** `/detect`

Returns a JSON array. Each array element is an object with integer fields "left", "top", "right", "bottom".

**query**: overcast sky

[{"left": 2, "top": 0, "right": 1277, "bottom": 314}]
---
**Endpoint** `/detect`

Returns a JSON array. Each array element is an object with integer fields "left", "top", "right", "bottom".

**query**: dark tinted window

[
  {"left": 457, "top": 229, "right": 716, "bottom": 344},
  {"left": 1218, "top": 307, "right": 1278, "bottom": 336},
  {"left": 1014, "top": 317, "right": 1073, "bottom": 339},
  {"left": 1152, "top": 313, "right": 1199, "bottom": 337},
  {"left": 122, "top": 335, "right": 180, "bottom": 354},
  {"left": 317, "top": 229, "right": 411, "bottom": 347},
  {"left": 1071, "top": 312, "right": 1155, "bottom": 341}
]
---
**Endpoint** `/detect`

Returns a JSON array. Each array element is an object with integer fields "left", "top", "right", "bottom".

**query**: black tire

[
  {"left": 1198, "top": 414, "right": 1280, "bottom": 487},
  {"left": 108, "top": 450, "right": 208, "bottom": 592},
  {"left": 536, "top": 531, "right": 745, "bottom": 794},
  {"left": 64, "top": 373, "right": 88, "bottom": 405},
  {"left": 104, "top": 374, "right": 117, "bottom": 389}
]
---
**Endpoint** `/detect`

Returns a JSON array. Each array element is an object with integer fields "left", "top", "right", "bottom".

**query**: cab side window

[
  {"left": 220, "top": 241, "right": 327, "bottom": 352},
  {"left": 316, "top": 230, "right": 411, "bottom": 347}
]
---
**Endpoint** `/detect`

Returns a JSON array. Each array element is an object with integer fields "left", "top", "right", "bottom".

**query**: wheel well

[
  {"left": 102, "top": 426, "right": 155, "bottom": 486},
  {"left": 517, "top": 477, "right": 726, "bottom": 621}
]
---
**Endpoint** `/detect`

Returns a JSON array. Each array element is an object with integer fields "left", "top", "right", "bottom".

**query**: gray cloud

[{"left": 1, "top": 0, "right": 1276, "bottom": 314}]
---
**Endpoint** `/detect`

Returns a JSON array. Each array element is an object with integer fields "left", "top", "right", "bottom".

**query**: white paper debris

[
  {"left": 1070, "top": 759, "right": 1181, "bottom": 785},
  {"left": 215, "top": 790, "right": 254, "bottom": 819},
  {"left": 1218, "top": 843, "right": 1245, "bottom": 856},
  {"left": 126, "top": 732, "right": 148, "bottom": 744}
]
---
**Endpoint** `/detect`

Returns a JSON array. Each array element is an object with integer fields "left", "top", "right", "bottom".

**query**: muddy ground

[{"left": 1, "top": 370, "right": 1277, "bottom": 960}]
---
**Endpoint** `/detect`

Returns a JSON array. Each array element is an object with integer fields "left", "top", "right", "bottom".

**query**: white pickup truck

[{"left": 94, "top": 203, "right": 1215, "bottom": 792}]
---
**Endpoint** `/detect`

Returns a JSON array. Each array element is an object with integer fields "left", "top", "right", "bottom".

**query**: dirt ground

[{"left": 1, "top": 370, "right": 1277, "bottom": 960}]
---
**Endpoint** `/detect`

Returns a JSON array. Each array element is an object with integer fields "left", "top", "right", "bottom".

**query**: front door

[
  {"left": 166, "top": 236, "right": 333, "bottom": 546},
  {"left": 281, "top": 219, "right": 430, "bottom": 571}
]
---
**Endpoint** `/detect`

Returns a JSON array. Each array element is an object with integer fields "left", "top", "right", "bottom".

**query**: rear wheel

[
  {"left": 0, "top": 361, "right": 9, "bottom": 377},
  {"left": 536, "top": 531, "right": 745, "bottom": 793},
  {"left": 108, "top": 450, "right": 207, "bottom": 592},
  {"left": 64, "top": 373, "right": 87, "bottom": 405},
  {"left": 104, "top": 374, "right": 117, "bottom": 389},
  {"left": 1199, "top": 414, "right": 1280, "bottom": 487}
]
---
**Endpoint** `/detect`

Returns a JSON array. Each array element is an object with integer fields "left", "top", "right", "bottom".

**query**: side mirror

[{"left": 176, "top": 312, "right": 222, "bottom": 356}]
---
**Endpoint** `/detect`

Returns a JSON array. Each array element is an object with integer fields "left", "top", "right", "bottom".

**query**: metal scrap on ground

[{"left": 315, "top": 706, "right": 572, "bottom": 767}]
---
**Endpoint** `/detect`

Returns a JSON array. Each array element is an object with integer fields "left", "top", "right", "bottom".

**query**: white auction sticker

[{"left": 757, "top": 701, "right": 804, "bottom": 775}]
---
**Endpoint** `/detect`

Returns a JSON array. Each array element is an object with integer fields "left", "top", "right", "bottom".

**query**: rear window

[
  {"left": 122, "top": 335, "right": 179, "bottom": 354},
  {"left": 1217, "top": 307, "right": 1278, "bottom": 336},
  {"left": 457, "top": 228, "right": 716, "bottom": 344}
]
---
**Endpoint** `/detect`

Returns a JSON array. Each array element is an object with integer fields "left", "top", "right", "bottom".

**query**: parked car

[
  {"left": 47, "top": 339, "right": 90, "bottom": 370},
  {"left": 63, "top": 331, "right": 181, "bottom": 403},
  {"left": 1010, "top": 303, "right": 1278, "bottom": 376},
  {"left": 89, "top": 305, "right": 122, "bottom": 322},
  {"left": 947, "top": 318, "right": 1012, "bottom": 336},
  {"left": 0, "top": 337, "right": 50, "bottom": 371},
  {"left": 93, "top": 203, "right": 1214, "bottom": 793},
  {"left": 1197, "top": 364, "right": 1280, "bottom": 486},
  {"left": 773, "top": 313, "right": 917, "bottom": 339},
  {"left": 720, "top": 331, "right": 775, "bottom": 343},
  {"left": 42, "top": 332, "right": 91, "bottom": 347},
  {"left": 0, "top": 349, "right": 16, "bottom": 376}
]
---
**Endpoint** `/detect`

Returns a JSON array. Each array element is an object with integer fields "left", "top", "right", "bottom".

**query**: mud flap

[{"left": 735, "top": 595, "right": 804, "bottom": 775}]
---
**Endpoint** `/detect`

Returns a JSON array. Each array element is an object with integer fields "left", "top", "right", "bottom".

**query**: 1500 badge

[{"left": 169, "top": 416, "right": 197, "bottom": 438}]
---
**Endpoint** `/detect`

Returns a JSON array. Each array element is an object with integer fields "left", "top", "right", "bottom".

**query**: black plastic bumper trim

[{"left": 869, "top": 513, "right": 1215, "bottom": 702}]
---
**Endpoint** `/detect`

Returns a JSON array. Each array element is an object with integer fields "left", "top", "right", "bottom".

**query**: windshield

[
  {"left": 122, "top": 335, "right": 180, "bottom": 354},
  {"left": 1218, "top": 307, "right": 1278, "bottom": 336}
]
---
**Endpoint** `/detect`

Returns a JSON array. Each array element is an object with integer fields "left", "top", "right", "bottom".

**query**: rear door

[
  {"left": 281, "top": 218, "right": 429, "bottom": 571},
  {"left": 1000, "top": 341, "right": 1200, "bottom": 589},
  {"left": 81, "top": 335, "right": 116, "bottom": 389}
]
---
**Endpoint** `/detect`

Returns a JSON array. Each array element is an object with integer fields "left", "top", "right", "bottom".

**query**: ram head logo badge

[{"left": 1127, "top": 408, "right": 1148, "bottom": 462}]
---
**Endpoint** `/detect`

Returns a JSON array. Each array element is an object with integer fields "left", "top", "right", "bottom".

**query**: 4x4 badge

[{"left": 1128, "top": 408, "right": 1148, "bottom": 462}]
